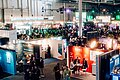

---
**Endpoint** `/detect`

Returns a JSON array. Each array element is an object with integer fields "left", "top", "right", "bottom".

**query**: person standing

[
  {"left": 70, "top": 59, "right": 75, "bottom": 74},
  {"left": 82, "top": 58, "right": 88, "bottom": 73},
  {"left": 34, "top": 66, "right": 40, "bottom": 80},
  {"left": 39, "top": 57, "right": 44, "bottom": 78},
  {"left": 47, "top": 45, "right": 51, "bottom": 58},
  {"left": 24, "top": 68, "right": 30, "bottom": 80},
  {"left": 22, "top": 55, "right": 28, "bottom": 73},
  {"left": 63, "top": 66, "right": 71, "bottom": 80},
  {"left": 73, "top": 57, "right": 80, "bottom": 64},
  {"left": 53, "top": 63, "right": 61, "bottom": 80},
  {"left": 29, "top": 56, "right": 36, "bottom": 71},
  {"left": 73, "top": 57, "right": 80, "bottom": 73},
  {"left": 82, "top": 58, "right": 88, "bottom": 69}
]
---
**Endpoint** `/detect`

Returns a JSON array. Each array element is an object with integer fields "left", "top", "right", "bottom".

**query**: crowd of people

[
  {"left": 53, "top": 57, "right": 88, "bottom": 80},
  {"left": 17, "top": 22, "right": 120, "bottom": 80},
  {"left": 53, "top": 63, "right": 71, "bottom": 80},
  {"left": 22, "top": 55, "right": 44, "bottom": 80}
]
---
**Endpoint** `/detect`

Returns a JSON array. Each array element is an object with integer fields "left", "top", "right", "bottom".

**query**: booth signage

[{"left": 11, "top": 16, "right": 54, "bottom": 21}]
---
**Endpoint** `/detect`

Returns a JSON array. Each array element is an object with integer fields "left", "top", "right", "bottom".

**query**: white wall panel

[
  {"left": 31, "top": 0, "right": 35, "bottom": 16},
  {"left": 13, "top": 9, "right": 21, "bottom": 17},
  {"left": 34, "top": 0, "right": 37, "bottom": 16},
  {"left": 23, "top": 9, "right": 28, "bottom": 17},
  {"left": 22, "top": 0, "right": 27, "bottom": 8},
  {"left": 3, "top": 0, "right": 7, "bottom": 8},
  {"left": 0, "top": 9, "right": 2, "bottom": 22},
  {"left": 0, "top": 0, "right": 2, "bottom": 8},
  {"left": 18, "top": 0, "right": 21, "bottom": 8},
  {"left": 4, "top": 9, "right": 12, "bottom": 22},
  {"left": 8, "top": 0, "right": 13, "bottom": 8},
  {"left": 28, "top": 0, "right": 32, "bottom": 16},
  {"left": 11, "top": 0, "right": 18, "bottom": 8},
  {"left": 38, "top": 0, "right": 43, "bottom": 16}
]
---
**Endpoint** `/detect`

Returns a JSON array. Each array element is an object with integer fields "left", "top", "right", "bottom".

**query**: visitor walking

[{"left": 53, "top": 63, "right": 61, "bottom": 80}]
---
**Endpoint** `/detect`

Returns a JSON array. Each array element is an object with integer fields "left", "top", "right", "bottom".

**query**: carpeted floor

[
  {"left": 44, "top": 58, "right": 60, "bottom": 64},
  {"left": 0, "top": 72, "right": 11, "bottom": 79},
  {"left": 1, "top": 58, "right": 96, "bottom": 80}
]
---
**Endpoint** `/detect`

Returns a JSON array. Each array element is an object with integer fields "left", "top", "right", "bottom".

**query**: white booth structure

[
  {"left": 23, "top": 38, "right": 66, "bottom": 60},
  {"left": 0, "top": 30, "right": 17, "bottom": 43}
]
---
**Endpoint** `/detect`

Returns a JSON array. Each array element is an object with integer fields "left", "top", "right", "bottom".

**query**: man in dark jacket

[
  {"left": 53, "top": 63, "right": 61, "bottom": 80},
  {"left": 82, "top": 58, "right": 88, "bottom": 69}
]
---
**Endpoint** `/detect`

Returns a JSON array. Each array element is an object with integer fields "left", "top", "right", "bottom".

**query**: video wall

[{"left": 0, "top": 48, "right": 16, "bottom": 75}]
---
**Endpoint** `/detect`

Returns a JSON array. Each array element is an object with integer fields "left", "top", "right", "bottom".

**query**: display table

[{"left": 92, "top": 63, "right": 96, "bottom": 75}]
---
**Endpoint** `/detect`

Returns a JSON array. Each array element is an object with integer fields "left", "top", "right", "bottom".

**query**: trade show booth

[
  {"left": 67, "top": 46, "right": 94, "bottom": 73},
  {"left": 67, "top": 46, "right": 104, "bottom": 73},
  {"left": 67, "top": 37, "right": 119, "bottom": 79},
  {"left": 0, "top": 47, "right": 16, "bottom": 75},
  {"left": 22, "top": 38, "right": 66, "bottom": 60}
]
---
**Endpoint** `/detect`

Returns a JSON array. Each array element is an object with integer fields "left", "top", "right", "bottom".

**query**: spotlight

[{"left": 90, "top": 40, "right": 97, "bottom": 49}]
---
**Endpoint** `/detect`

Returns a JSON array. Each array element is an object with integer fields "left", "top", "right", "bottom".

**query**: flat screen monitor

[
  {"left": 110, "top": 55, "right": 120, "bottom": 74},
  {"left": 113, "top": 76, "right": 119, "bottom": 80}
]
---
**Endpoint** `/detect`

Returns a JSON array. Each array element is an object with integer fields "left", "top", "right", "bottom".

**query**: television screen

[
  {"left": 110, "top": 55, "right": 120, "bottom": 74},
  {"left": 113, "top": 76, "right": 119, "bottom": 80}
]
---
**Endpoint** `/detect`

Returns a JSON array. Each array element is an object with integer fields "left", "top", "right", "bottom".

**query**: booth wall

[
  {"left": 0, "top": 49, "right": 16, "bottom": 75},
  {"left": 48, "top": 39, "right": 65, "bottom": 60},
  {"left": 0, "top": 30, "right": 17, "bottom": 43}
]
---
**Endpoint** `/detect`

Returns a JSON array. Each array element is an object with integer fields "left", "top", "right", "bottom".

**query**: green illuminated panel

[
  {"left": 87, "top": 15, "right": 93, "bottom": 20},
  {"left": 116, "top": 15, "right": 120, "bottom": 20}
]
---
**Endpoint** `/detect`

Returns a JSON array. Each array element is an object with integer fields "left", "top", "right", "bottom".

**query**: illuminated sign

[
  {"left": 11, "top": 16, "right": 54, "bottom": 21},
  {"left": 116, "top": 15, "right": 120, "bottom": 20},
  {"left": 6, "top": 51, "right": 11, "bottom": 63},
  {"left": 96, "top": 16, "right": 111, "bottom": 23}
]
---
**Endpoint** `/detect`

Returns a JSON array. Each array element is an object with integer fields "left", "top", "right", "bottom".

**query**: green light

[
  {"left": 87, "top": 15, "right": 93, "bottom": 20},
  {"left": 92, "top": 10, "right": 95, "bottom": 13},
  {"left": 116, "top": 15, "right": 120, "bottom": 20}
]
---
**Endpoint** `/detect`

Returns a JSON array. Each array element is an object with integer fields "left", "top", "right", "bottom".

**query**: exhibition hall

[{"left": 0, "top": 0, "right": 120, "bottom": 80}]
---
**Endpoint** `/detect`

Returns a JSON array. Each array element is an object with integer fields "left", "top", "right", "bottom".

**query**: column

[{"left": 78, "top": 0, "right": 82, "bottom": 37}]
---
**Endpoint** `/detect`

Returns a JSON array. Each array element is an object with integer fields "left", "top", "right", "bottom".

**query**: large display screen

[
  {"left": 110, "top": 55, "right": 120, "bottom": 74},
  {"left": 113, "top": 76, "right": 119, "bottom": 80},
  {"left": 0, "top": 48, "right": 16, "bottom": 75}
]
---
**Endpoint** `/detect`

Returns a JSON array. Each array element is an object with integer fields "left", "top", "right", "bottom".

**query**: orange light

[{"left": 90, "top": 40, "right": 97, "bottom": 49}]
